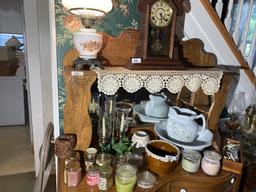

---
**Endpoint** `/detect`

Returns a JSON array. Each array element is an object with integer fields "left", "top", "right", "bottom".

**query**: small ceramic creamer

[
  {"left": 144, "top": 93, "right": 169, "bottom": 118},
  {"left": 166, "top": 106, "right": 206, "bottom": 143}
]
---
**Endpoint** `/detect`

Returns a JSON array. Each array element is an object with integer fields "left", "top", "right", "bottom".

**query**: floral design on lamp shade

[{"left": 55, "top": 0, "right": 140, "bottom": 132}]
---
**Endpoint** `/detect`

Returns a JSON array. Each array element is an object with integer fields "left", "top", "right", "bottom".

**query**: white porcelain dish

[
  {"left": 133, "top": 104, "right": 168, "bottom": 123},
  {"left": 154, "top": 121, "right": 212, "bottom": 151}
]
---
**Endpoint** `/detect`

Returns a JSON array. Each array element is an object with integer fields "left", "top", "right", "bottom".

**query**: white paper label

[
  {"left": 131, "top": 57, "right": 142, "bottom": 64},
  {"left": 71, "top": 71, "right": 83, "bottom": 76}
]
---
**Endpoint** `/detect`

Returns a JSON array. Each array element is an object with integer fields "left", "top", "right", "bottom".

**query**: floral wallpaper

[{"left": 55, "top": 0, "right": 141, "bottom": 131}]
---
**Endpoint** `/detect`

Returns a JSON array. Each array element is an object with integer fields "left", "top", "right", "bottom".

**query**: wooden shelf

[{"left": 58, "top": 158, "right": 240, "bottom": 192}]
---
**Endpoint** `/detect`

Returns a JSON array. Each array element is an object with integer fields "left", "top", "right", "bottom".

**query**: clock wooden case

[{"left": 125, "top": 0, "right": 185, "bottom": 70}]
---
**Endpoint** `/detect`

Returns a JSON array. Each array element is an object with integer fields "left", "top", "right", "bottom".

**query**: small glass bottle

[
  {"left": 86, "top": 166, "right": 99, "bottom": 186},
  {"left": 98, "top": 164, "right": 113, "bottom": 191},
  {"left": 65, "top": 161, "right": 81, "bottom": 187},
  {"left": 84, "top": 148, "right": 97, "bottom": 171},
  {"left": 201, "top": 150, "right": 222, "bottom": 176},
  {"left": 64, "top": 151, "right": 80, "bottom": 184}
]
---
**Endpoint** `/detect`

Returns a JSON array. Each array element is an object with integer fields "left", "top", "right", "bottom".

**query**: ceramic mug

[{"left": 196, "top": 127, "right": 213, "bottom": 143}]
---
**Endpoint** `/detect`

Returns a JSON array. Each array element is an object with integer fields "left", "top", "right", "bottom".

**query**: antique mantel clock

[{"left": 125, "top": 0, "right": 185, "bottom": 70}]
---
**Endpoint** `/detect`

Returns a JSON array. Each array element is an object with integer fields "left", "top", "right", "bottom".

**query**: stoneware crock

[{"left": 145, "top": 140, "right": 180, "bottom": 176}]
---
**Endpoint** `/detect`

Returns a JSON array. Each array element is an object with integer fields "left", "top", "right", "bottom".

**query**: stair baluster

[
  {"left": 239, "top": 0, "right": 255, "bottom": 56},
  {"left": 215, "top": 0, "right": 224, "bottom": 18},
  {"left": 224, "top": 0, "right": 234, "bottom": 32},
  {"left": 248, "top": 27, "right": 256, "bottom": 71},
  {"left": 232, "top": 0, "right": 245, "bottom": 45}
]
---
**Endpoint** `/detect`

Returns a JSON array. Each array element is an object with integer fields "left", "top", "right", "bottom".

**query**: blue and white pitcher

[
  {"left": 144, "top": 93, "right": 169, "bottom": 118},
  {"left": 166, "top": 106, "right": 206, "bottom": 143}
]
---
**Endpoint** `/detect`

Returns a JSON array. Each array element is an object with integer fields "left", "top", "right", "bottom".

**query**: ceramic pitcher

[
  {"left": 166, "top": 106, "right": 206, "bottom": 143},
  {"left": 144, "top": 93, "right": 169, "bottom": 118}
]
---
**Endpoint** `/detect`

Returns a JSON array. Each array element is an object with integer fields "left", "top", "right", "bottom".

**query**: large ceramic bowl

[{"left": 145, "top": 140, "right": 180, "bottom": 176}]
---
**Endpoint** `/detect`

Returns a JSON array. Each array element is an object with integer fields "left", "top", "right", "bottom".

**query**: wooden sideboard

[{"left": 61, "top": 30, "right": 241, "bottom": 191}]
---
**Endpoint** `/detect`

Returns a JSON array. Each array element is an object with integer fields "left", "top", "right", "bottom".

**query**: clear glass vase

[
  {"left": 229, "top": 91, "right": 246, "bottom": 116},
  {"left": 113, "top": 102, "right": 133, "bottom": 141},
  {"left": 227, "top": 91, "right": 247, "bottom": 138}
]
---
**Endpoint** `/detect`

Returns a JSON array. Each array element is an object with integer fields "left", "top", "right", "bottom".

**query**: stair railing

[{"left": 210, "top": 0, "right": 256, "bottom": 75}]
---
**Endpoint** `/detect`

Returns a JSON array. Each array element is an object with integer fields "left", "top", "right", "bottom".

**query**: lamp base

[{"left": 73, "top": 58, "right": 103, "bottom": 70}]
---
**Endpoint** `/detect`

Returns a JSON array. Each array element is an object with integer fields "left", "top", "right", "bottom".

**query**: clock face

[{"left": 150, "top": 0, "right": 173, "bottom": 27}]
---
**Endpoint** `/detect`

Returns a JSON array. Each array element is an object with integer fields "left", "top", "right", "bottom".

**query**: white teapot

[
  {"left": 144, "top": 93, "right": 169, "bottom": 118},
  {"left": 166, "top": 106, "right": 206, "bottom": 143}
]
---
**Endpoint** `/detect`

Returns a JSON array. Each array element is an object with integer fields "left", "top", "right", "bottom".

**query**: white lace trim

[{"left": 92, "top": 67, "right": 223, "bottom": 95}]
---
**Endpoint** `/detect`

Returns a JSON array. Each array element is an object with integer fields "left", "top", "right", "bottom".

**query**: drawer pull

[
  {"left": 180, "top": 189, "right": 187, "bottom": 192},
  {"left": 231, "top": 177, "right": 236, "bottom": 184}
]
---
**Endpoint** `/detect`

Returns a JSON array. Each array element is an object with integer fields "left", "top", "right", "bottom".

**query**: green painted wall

[{"left": 55, "top": 0, "right": 141, "bottom": 131}]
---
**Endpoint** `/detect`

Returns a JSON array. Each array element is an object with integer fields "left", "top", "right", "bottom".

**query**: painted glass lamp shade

[{"left": 62, "top": 0, "right": 113, "bottom": 60}]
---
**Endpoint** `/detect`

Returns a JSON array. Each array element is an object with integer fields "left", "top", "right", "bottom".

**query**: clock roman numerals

[{"left": 150, "top": 0, "right": 173, "bottom": 27}]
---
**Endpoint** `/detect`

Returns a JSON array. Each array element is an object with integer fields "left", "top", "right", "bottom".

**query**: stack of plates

[
  {"left": 154, "top": 121, "right": 212, "bottom": 151},
  {"left": 133, "top": 104, "right": 168, "bottom": 123}
]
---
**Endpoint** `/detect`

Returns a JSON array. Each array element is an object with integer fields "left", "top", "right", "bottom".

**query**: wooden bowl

[{"left": 145, "top": 140, "right": 180, "bottom": 176}]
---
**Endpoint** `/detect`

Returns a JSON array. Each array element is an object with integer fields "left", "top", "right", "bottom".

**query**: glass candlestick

[
  {"left": 114, "top": 104, "right": 131, "bottom": 141},
  {"left": 89, "top": 93, "right": 102, "bottom": 115},
  {"left": 98, "top": 112, "right": 111, "bottom": 145},
  {"left": 104, "top": 94, "right": 117, "bottom": 115}
]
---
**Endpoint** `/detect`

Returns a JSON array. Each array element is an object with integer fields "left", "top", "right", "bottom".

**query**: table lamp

[{"left": 62, "top": 0, "right": 113, "bottom": 69}]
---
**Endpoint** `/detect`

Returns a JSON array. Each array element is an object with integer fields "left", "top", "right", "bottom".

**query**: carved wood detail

[
  {"left": 181, "top": 38, "right": 217, "bottom": 67},
  {"left": 98, "top": 30, "right": 140, "bottom": 66},
  {"left": 63, "top": 63, "right": 96, "bottom": 151}
]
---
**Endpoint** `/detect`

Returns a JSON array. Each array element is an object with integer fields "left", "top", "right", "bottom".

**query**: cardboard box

[{"left": 0, "top": 46, "right": 16, "bottom": 61}]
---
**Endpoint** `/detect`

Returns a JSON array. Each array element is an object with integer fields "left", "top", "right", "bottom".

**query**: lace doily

[{"left": 92, "top": 67, "right": 223, "bottom": 96}]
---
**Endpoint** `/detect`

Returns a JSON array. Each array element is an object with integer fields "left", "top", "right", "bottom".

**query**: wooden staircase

[
  {"left": 207, "top": 0, "right": 256, "bottom": 84},
  {"left": 182, "top": 0, "right": 255, "bottom": 106}
]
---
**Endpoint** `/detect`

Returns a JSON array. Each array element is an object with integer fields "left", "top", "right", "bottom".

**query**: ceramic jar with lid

[
  {"left": 64, "top": 150, "right": 80, "bottom": 184},
  {"left": 131, "top": 131, "right": 150, "bottom": 148},
  {"left": 201, "top": 150, "right": 222, "bottom": 176},
  {"left": 86, "top": 166, "right": 99, "bottom": 186},
  {"left": 181, "top": 149, "right": 201, "bottom": 173},
  {"left": 65, "top": 160, "right": 81, "bottom": 187}
]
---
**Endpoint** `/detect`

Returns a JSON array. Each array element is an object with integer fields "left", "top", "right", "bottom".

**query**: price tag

[
  {"left": 71, "top": 71, "right": 84, "bottom": 76},
  {"left": 131, "top": 57, "right": 142, "bottom": 64}
]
